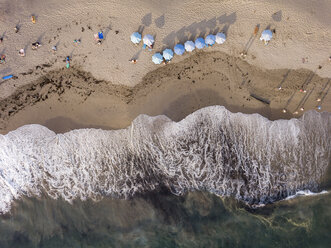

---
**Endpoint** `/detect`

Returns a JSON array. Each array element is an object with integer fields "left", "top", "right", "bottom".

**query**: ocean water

[{"left": 0, "top": 106, "right": 330, "bottom": 247}]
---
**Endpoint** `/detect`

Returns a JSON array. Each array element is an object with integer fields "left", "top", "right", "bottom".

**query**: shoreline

[{"left": 1, "top": 51, "right": 330, "bottom": 134}]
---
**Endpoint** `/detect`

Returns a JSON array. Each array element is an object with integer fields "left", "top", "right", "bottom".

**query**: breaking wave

[{"left": 0, "top": 106, "right": 330, "bottom": 214}]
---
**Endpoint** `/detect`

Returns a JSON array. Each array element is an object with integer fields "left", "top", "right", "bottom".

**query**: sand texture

[{"left": 0, "top": 0, "right": 330, "bottom": 133}]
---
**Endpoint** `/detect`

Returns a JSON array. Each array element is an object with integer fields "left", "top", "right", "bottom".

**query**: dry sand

[{"left": 0, "top": 0, "right": 330, "bottom": 134}]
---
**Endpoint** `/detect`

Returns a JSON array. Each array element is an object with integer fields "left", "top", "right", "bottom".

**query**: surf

[{"left": 0, "top": 106, "right": 330, "bottom": 214}]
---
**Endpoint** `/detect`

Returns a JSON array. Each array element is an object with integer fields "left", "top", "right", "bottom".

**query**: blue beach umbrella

[
  {"left": 205, "top": 34, "right": 216, "bottom": 46},
  {"left": 174, "top": 44, "right": 185, "bottom": 55},
  {"left": 215, "top": 32, "right": 226, "bottom": 44},
  {"left": 184, "top": 40, "right": 195, "bottom": 52},
  {"left": 131, "top": 32, "right": 142, "bottom": 44},
  {"left": 163, "top": 48, "right": 174, "bottom": 61},
  {"left": 195, "top": 37, "right": 205, "bottom": 49},
  {"left": 143, "top": 34, "right": 155, "bottom": 46},
  {"left": 152, "top": 53, "right": 163, "bottom": 64}
]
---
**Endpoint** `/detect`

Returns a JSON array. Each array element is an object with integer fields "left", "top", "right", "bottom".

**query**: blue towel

[
  {"left": 2, "top": 75, "right": 13, "bottom": 80},
  {"left": 98, "top": 32, "right": 104, "bottom": 39}
]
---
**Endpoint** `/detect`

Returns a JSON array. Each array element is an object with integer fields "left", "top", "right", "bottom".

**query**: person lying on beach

[
  {"left": 129, "top": 59, "right": 137, "bottom": 64},
  {"left": 73, "top": 39, "right": 81, "bottom": 45},
  {"left": 19, "top": 49, "right": 25, "bottom": 57},
  {"left": 52, "top": 46, "right": 57, "bottom": 54},
  {"left": 0, "top": 54, "right": 6, "bottom": 64},
  {"left": 31, "top": 15, "right": 36, "bottom": 24},
  {"left": 32, "top": 42, "right": 41, "bottom": 50}
]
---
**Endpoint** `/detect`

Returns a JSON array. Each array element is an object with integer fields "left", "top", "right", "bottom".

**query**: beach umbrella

[
  {"left": 152, "top": 53, "right": 163, "bottom": 64},
  {"left": 195, "top": 37, "right": 205, "bottom": 49},
  {"left": 184, "top": 40, "right": 195, "bottom": 52},
  {"left": 174, "top": 44, "right": 185, "bottom": 55},
  {"left": 163, "top": 48, "right": 174, "bottom": 61},
  {"left": 131, "top": 32, "right": 142, "bottom": 44},
  {"left": 260, "top": 29, "right": 273, "bottom": 44},
  {"left": 143, "top": 34, "right": 155, "bottom": 46},
  {"left": 205, "top": 34, "right": 216, "bottom": 46},
  {"left": 215, "top": 32, "right": 226, "bottom": 44}
]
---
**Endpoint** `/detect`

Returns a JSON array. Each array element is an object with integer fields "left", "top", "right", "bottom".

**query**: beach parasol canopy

[
  {"left": 163, "top": 48, "right": 174, "bottom": 61},
  {"left": 143, "top": 34, "right": 155, "bottom": 46},
  {"left": 174, "top": 44, "right": 185, "bottom": 55},
  {"left": 215, "top": 32, "right": 226, "bottom": 44},
  {"left": 152, "top": 53, "right": 163, "bottom": 64},
  {"left": 260, "top": 29, "right": 273, "bottom": 43},
  {"left": 131, "top": 32, "right": 142, "bottom": 44},
  {"left": 184, "top": 40, "right": 195, "bottom": 52},
  {"left": 195, "top": 37, "right": 205, "bottom": 49},
  {"left": 205, "top": 34, "right": 216, "bottom": 46}
]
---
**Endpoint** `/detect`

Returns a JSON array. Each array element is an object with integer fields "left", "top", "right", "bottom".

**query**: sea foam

[{"left": 0, "top": 106, "right": 330, "bottom": 214}]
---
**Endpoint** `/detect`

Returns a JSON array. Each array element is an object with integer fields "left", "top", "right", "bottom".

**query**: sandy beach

[{"left": 0, "top": 0, "right": 331, "bottom": 134}]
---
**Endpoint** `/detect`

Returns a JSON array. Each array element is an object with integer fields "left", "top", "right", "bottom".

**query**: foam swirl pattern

[{"left": 0, "top": 106, "right": 330, "bottom": 214}]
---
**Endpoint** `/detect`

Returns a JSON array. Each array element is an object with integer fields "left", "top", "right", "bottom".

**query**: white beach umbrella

[
  {"left": 131, "top": 32, "right": 142, "bottom": 44},
  {"left": 260, "top": 29, "right": 273, "bottom": 44},
  {"left": 143, "top": 34, "right": 155, "bottom": 46},
  {"left": 215, "top": 32, "right": 226, "bottom": 44},
  {"left": 163, "top": 48, "right": 174, "bottom": 61},
  {"left": 205, "top": 34, "right": 216, "bottom": 46},
  {"left": 152, "top": 53, "right": 163, "bottom": 64},
  {"left": 184, "top": 40, "right": 195, "bottom": 52}
]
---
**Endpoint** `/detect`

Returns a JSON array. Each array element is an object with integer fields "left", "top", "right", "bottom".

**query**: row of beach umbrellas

[
  {"left": 131, "top": 32, "right": 227, "bottom": 64},
  {"left": 132, "top": 29, "right": 272, "bottom": 64}
]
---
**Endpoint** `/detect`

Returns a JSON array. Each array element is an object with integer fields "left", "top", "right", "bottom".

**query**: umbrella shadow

[
  {"left": 1, "top": 31, "right": 6, "bottom": 39},
  {"left": 141, "top": 13, "right": 152, "bottom": 27},
  {"left": 243, "top": 24, "right": 260, "bottom": 54},
  {"left": 162, "top": 12, "right": 236, "bottom": 48},
  {"left": 103, "top": 23, "right": 112, "bottom": 39},
  {"left": 272, "top": 10, "right": 282, "bottom": 22},
  {"left": 277, "top": 69, "right": 291, "bottom": 89},
  {"left": 301, "top": 71, "right": 315, "bottom": 90},
  {"left": 317, "top": 80, "right": 330, "bottom": 106},
  {"left": 137, "top": 25, "right": 145, "bottom": 34},
  {"left": 37, "top": 32, "right": 46, "bottom": 43},
  {"left": 283, "top": 91, "right": 296, "bottom": 111},
  {"left": 155, "top": 14, "right": 165, "bottom": 28},
  {"left": 131, "top": 49, "right": 142, "bottom": 61}
]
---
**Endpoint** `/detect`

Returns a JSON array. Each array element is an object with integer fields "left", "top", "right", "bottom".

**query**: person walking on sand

[{"left": 0, "top": 54, "right": 5, "bottom": 64}]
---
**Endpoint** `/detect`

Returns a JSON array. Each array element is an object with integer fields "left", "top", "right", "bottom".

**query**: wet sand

[{"left": 0, "top": 51, "right": 330, "bottom": 134}]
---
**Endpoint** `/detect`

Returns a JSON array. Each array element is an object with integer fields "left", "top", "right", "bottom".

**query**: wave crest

[{"left": 0, "top": 106, "right": 330, "bottom": 214}]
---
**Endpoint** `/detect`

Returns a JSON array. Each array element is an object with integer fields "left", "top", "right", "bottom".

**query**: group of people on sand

[{"left": 0, "top": 15, "right": 108, "bottom": 71}]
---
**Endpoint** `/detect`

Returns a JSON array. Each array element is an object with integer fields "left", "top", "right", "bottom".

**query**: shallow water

[
  {"left": 0, "top": 107, "right": 330, "bottom": 214},
  {"left": 0, "top": 106, "right": 330, "bottom": 247},
  {"left": 0, "top": 190, "right": 331, "bottom": 248}
]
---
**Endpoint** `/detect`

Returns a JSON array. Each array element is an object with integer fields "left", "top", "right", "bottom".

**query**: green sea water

[{"left": 0, "top": 190, "right": 330, "bottom": 248}]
